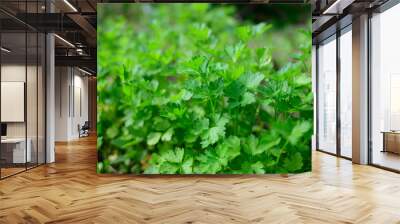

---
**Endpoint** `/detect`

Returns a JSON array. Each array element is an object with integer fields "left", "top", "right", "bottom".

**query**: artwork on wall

[
  {"left": 1, "top": 82, "right": 25, "bottom": 122},
  {"left": 97, "top": 4, "right": 312, "bottom": 174}
]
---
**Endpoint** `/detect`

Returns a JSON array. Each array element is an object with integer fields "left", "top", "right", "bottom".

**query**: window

[
  {"left": 317, "top": 35, "right": 337, "bottom": 154},
  {"left": 370, "top": 3, "right": 400, "bottom": 171},
  {"left": 339, "top": 27, "right": 352, "bottom": 158}
]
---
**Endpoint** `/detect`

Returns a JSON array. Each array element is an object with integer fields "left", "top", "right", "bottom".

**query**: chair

[{"left": 79, "top": 121, "right": 90, "bottom": 138}]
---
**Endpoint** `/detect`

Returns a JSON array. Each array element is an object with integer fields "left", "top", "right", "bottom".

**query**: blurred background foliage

[
  {"left": 97, "top": 4, "right": 312, "bottom": 174},
  {"left": 99, "top": 4, "right": 311, "bottom": 68}
]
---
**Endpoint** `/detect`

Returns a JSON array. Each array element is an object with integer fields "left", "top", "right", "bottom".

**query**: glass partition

[
  {"left": 26, "top": 0, "right": 44, "bottom": 170},
  {"left": 317, "top": 35, "right": 337, "bottom": 154},
  {"left": 0, "top": 2, "right": 46, "bottom": 179},
  {"left": 27, "top": 30, "right": 38, "bottom": 169},
  {"left": 1, "top": 30, "right": 28, "bottom": 177}
]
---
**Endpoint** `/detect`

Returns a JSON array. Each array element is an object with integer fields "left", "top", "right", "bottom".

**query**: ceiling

[
  {"left": 312, "top": 0, "right": 390, "bottom": 43},
  {"left": 1, "top": 0, "right": 97, "bottom": 74}
]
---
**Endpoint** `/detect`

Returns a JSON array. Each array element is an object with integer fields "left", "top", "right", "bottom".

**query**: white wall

[
  {"left": 1, "top": 63, "right": 46, "bottom": 164},
  {"left": 1, "top": 65, "right": 26, "bottom": 141},
  {"left": 72, "top": 73, "right": 89, "bottom": 138},
  {"left": 55, "top": 67, "right": 89, "bottom": 141},
  {"left": 55, "top": 66, "right": 69, "bottom": 141},
  {"left": 1, "top": 65, "right": 36, "bottom": 138}
]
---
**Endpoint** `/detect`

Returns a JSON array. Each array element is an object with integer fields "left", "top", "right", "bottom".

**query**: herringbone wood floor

[{"left": 1, "top": 136, "right": 400, "bottom": 224}]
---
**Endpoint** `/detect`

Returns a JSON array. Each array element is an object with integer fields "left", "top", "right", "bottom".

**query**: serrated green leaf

[
  {"left": 208, "top": 78, "right": 224, "bottom": 97},
  {"left": 251, "top": 162, "right": 265, "bottom": 174},
  {"left": 144, "top": 165, "right": 160, "bottom": 174},
  {"left": 240, "top": 161, "right": 265, "bottom": 174},
  {"left": 181, "top": 89, "right": 193, "bottom": 101},
  {"left": 225, "top": 42, "right": 245, "bottom": 63},
  {"left": 244, "top": 135, "right": 281, "bottom": 156},
  {"left": 159, "top": 162, "right": 180, "bottom": 174},
  {"left": 195, "top": 151, "right": 222, "bottom": 174},
  {"left": 252, "top": 23, "right": 272, "bottom": 36},
  {"left": 190, "top": 23, "right": 211, "bottom": 41},
  {"left": 239, "top": 72, "right": 264, "bottom": 89},
  {"left": 201, "top": 126, "right": 225, "bottom": 148},
  {"left": 241, "top": 92, "right": 256, "bottom": 106},
  {"left": 149, "top": 80, "right": 159, "bottom": 91},
  {"left": 153, "top": 117, "right": 171, "bottom": 131},
  {"left": 294, "top": 75, "right": 311, "bottom": 86},
  {"left": 260, "top": 138, "right": 281, "bottom": 153},
  {"left": 269, "top": 147, "right": 283, "bottom": 158},
  {"left": 200, "top": 115, "right": 229, "bottom": 148},
  {"left": 182, "top": 158, "right": 193, "bottom": 174},
  {"left": 225, "top": 80, "right": 246, "bottom": 100},
  {"left": 216, "top": 136, "right": 241, "bottom": 162},
  {"left": 147, "top": 132, "right": 162, "bottom": 146},
  {"left": 288, "top": 121, "right": 311, "bottom": 145},
  {"left": 216, "top": 114, "right": 229, "bottom": 128},
  {"left": 283, "top": 152, "right": 303, "bottom": 172},
  {"left": 161, "top": 147, "right": 184, "bottom": 163},
  {"left": 161, "top": 128, "right": 174, "bottom": 142},
  {"left": 243, "top": 135, "right": 258, "bottom": 155},
  {"left": 256, "top": 48, "right": 272, "bottom": 68},
  {"left": 237, "top": 25, "right": 252, "bottom": 41}
]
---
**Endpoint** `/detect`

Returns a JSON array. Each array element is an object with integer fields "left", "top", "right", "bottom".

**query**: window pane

[
  {"left": 38, "top": 32, "right": 45, "bottom": 165},
  {"left": 340, "top": 29, "right": 352, "bottom": 158},
  {"left": 371, "top": 4, "right": 400, "bottom": 171},
  {"left": 318, "top": 36, "right": 337, "bottom": 154},
  {"left": 27, "top": 30, "right": 38, "bottom": 169}
]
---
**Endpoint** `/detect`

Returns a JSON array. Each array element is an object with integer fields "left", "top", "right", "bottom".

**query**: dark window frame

[
  {"left": 367, "top": 0, "right": 400, "bottom": 173},
  {"left": 315, "top": 20, "right": 353, "bottom": 161}
]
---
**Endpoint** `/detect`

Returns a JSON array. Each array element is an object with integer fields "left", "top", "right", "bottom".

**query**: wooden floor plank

[{"left": 0, "top": 136, "right": 400, "bottom": 223}]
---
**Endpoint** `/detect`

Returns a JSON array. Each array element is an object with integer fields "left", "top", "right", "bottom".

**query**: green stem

[
  {"left": 209, "top": 97, "right": 215, "bottom": 118},
  {"left": 235, "top": 109, "right": 240, "bottom": 135},
  {"left": 276, "top": 140, "right": 289, "bottom": 164}
]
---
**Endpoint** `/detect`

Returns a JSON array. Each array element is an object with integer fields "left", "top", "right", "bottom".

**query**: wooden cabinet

[{"left": 382, "top": 132, "right": 400, "bottom": 154}]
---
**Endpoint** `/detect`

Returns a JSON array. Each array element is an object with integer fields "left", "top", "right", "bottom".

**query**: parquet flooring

[
  {"left": 0, "top": 167, "right": 26, "bottom": 178},
  {"left": 1, "top": 135, "right": 400, "bottom": 223}
]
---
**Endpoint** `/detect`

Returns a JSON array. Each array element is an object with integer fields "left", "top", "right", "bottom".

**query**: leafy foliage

[{"left": 97, "top": 4, "right": 312, "bottom": 174}]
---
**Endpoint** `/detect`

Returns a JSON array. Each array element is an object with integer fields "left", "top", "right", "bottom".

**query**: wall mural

[{"left": 97, "top": 3, "right": 312, "bottom": 174}]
